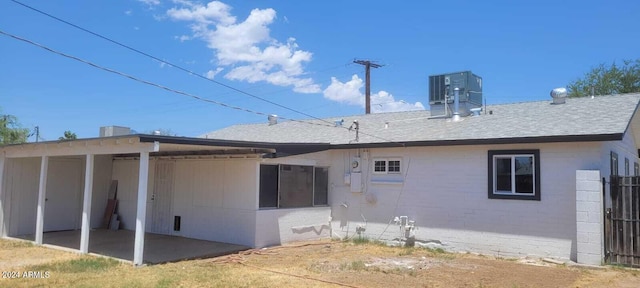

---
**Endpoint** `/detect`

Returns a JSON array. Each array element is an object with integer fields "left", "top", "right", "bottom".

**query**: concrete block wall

[
  {"left": 576, "top": 170, "right": 603, "bottom": 265},
  {"left": 329, "top": 143, "right": 604, "bottom": 260}
]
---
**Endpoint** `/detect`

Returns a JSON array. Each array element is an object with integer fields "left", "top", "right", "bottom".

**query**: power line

[
  {"left": 5, "top": 0, "right": 405, "bottom": 146},
  {"left": 8, "top": 0, "right": 336, "bottom": 126},
  {"left": 0, "top": 29, "right": 403, "bottom": 145},
  {"left": 0, "top": 30, "right": 335, "bottom": 129}
]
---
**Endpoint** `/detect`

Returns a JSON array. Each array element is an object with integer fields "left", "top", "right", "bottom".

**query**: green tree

[
  {"left": 58, "top": 130, "right": 77, "bottom": 141},
  {"left": 567, "top": 59, "right": 640, "bottom": 97},
  {"left": 0, "top": 114, "right": 29, "bottom": 145}
]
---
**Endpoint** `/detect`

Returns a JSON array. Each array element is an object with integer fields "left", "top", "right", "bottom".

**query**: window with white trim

[
  {"left": 488, "top": 150, "right": 540, "bottom": 200},
  {"left": 373, "top": 158, "right": 401, "bottom": 174}
]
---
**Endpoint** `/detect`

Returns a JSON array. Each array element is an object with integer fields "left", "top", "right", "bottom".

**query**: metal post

[
  {"left": 452, "top": 87, "right": 461, "bottom": 121},
  {"left": 35, "top": 156, "right": 48, "bottom": 245},
  {"left": 133, "top": 152, "right": 150, "bottom": 266},
  {"left": 80, "top": 154, "right": 94, "bottom": 253}
]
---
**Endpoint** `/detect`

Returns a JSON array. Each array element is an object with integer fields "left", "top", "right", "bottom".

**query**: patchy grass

[
  {"left": 0, "top": 240, "right": 34, "bottom": 249},
  {"left": 351, "top": 236, "right": 370, "bottom": 245},
  {"left": 28, "top": 257, "right": 120, "bottom": 274},
  {"left": 1, "top": 238, "right": 640, "bottom": 288},
  {"left": 398, "top": 247, "right": 415, "bottom": 256},
  {"left": 341, "top": 260, "right": 366, "bottom": 271}
]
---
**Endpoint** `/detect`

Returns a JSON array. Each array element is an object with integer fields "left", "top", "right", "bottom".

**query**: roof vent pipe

[
  {"left": 452, "top": 87, "right": 461, "bottom": 121},
  {"left": 268, "top": 114, "right": 278, "bottom": 125},
  {"left": 550, "top": 87, "right": 568, "bottom": 104}
]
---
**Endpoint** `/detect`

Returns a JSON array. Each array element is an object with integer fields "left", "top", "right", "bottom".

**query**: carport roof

[{"left": 0, "top": 134, "right": 331, "bottom": 158}]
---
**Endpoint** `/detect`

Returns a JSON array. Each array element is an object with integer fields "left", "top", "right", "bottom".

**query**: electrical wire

[
  {"left": 0, "top": 30, "right": 336, "bottom": 129},
  {"left": 8, "top": 0, "right": 337, "bottom": 126},
  {"left": 8, "top": 0, "right": 404, "bottom": 146},
  {"left": 0, "top": 29, "right": 405, "bottom": 147}
]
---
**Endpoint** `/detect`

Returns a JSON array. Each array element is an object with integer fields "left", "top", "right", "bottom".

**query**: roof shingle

[{"left": 202, "top": 93, "right": 640, "bottom": 146}]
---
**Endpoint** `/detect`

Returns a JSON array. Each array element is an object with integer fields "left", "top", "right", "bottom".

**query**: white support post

[
  {"left": 0, "top": 152, "right": 6, "bottom": 237},
  {"left": 80, "top": 154, "right": 94, "bottom": 253},
  {"left": 35, "top": 156, "right": 49, "bottom": 245},
  {"left": 133, "top": 152, "right": 150, "bottom": 266}
]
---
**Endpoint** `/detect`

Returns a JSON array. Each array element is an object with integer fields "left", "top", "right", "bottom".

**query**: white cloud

[
  {"left": 323, "top": 75, "right": 364, "bottom": 105},
  {"left": 370, "top": 91, "right": 425, "bottom": 113},
  {"left": 138, "top": 0, "right": 161, "bottom": 6},
  {"left": 205, "top": 67, "right": 224, "bottom": 79},
  {"left": 125, "top": 10, "right": 133, "bottom": 16},
  {"left": 175, "top": 35, "right": 191, "bottom": 42},
  {"left": 323, "top": 75, "right": 425, "bottom": 113},
  {"left": 166, "top": 1, "right": 320, "bottom": 93}
]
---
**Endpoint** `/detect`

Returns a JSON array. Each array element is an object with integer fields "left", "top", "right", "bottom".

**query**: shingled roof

[{"left": 202, "top": 93, "right": 640, "bottom": 148}]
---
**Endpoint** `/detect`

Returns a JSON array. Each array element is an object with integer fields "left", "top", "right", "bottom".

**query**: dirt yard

[{"left": 0, "top": 238, "right": 639, "bottom": 287}]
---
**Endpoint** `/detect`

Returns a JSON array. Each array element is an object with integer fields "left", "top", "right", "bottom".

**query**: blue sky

[{"left": 1, "top": 0, "right": 639, "bottom": 141}]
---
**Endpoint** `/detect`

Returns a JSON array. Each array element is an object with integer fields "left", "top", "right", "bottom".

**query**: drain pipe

[{"left": 452, "top": 87, "right": 461, "bottom": 121}]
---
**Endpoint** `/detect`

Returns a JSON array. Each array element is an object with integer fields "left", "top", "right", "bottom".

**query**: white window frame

[
  {"left": 372, "top": 158, "right": 402, "bottom": 175},
  {"left": 492, "top": 154, "right": 536, "bottom": 195},
  {"left": 488, "top": 149, "right": 540, "bottom": 201}
]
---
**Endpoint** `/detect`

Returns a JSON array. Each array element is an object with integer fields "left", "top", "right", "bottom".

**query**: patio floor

[{"left": 15, "top": 229, "right": 248, "bottom": 264}]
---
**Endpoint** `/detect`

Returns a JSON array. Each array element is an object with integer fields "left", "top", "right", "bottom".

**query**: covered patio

[
  {"left": 16, "top": 229, "right": 248, "bottom": 264},
  {"left": 0, "top": 134, "right": 329, "bottom": 266}
]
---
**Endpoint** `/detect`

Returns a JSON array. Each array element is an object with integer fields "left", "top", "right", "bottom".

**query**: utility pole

[
  {"left": 353, "top": 59, "right": 382, "bottom": 114},
  {"left": 35, "top": 126, "right": 39, "bottom": 143}
]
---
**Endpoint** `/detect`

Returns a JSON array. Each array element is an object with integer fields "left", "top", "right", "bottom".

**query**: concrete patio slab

[{"left": 15, "top": 229, "right": 248, "bottom": 264}]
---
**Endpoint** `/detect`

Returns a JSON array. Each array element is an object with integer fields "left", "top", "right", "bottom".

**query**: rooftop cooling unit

[{"left": 428, "top": 71, "right": 482, "bottom": 117}]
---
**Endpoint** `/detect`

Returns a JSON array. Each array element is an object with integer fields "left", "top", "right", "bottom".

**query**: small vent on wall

[{"left": 174, "top": 216, "right": 181, "bottom": 231}]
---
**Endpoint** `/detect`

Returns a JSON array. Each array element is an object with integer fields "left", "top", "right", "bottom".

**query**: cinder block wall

[{"left": 576, "top": 170, "right": 603, "bottom": 265}]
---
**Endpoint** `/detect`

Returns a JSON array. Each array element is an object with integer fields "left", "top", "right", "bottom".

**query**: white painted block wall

[
  {"left": 255, "top": 153, "right": 334, "bottom": 247},
  {"left": 328, "top": 142, "right": 604, "bottom": 260},
  {"left": 255, "top": 207, "right": 331, "bottom": 247},
  {"left": 575, "top": 170, "right": 603, "bottom": 265}
]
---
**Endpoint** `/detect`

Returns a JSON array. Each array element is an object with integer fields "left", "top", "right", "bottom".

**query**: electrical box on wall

[
  {"left": 351, "top": 157, "right": 361, "bottom": 173},
  {"left": 350, "top": 172, "right": 362, "bottom": 193},
  {"left": 344, "top": 173, "right": 351, "bottom": 185}
]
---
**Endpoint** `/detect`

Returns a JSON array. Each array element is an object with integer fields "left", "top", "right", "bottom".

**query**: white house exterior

[
  {"left": 203, "top": 93, "right": 640, "bottom": 264},
  {"left": 1, "top": 93, "right": 639, "bottom": 266}
]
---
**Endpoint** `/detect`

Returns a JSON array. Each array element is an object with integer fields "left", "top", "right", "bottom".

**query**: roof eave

[{"left": 331, "top": 133, "right": 625, "bottom": 149}]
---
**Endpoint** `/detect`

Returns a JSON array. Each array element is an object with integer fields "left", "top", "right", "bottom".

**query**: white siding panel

[
  {"left": 44, "top": 158, "right": 83, "bottom": 232},
  {"left": 111, "top": 160, "right": 138, "bottom": 230},
  {"left": 169, "top": 159, "right": 257, "bottom": 246},
  {"left": 191, "top": 161, "right": 223, "bottom": 208},
  {"left": 90, "top": 155, "right": 113, "bottom": 228},
  {"left": 111, "top": 159, "right": 154, "bottom": 231},
  {"left": 223, "top": 160, "right": 258, "bottom": 210},
  {"left": 7, "top": 158, "right": 40, "bottom": 237}
]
